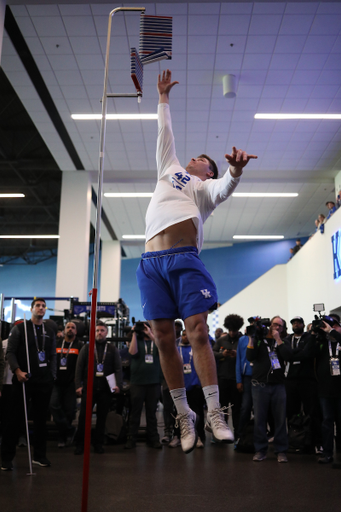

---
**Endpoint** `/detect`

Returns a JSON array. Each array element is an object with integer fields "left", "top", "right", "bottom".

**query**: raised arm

[
  {"left": 158, "top": 69, "right": 179, "bottom": 105},
  {"left": 156, "top": 70, "right": 180, "bottom": 178},
  {"left": 225, "top": 146, "right": 258, "bottom": 178}
]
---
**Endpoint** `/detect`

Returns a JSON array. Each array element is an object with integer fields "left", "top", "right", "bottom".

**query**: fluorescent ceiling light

[
  {"left": 122, "top": 235, "right": 146, "bottom": 240},
  {"left": 0, "top": 235, "right": 60, "bottom": 239},
  {"left": 104, "top": 193, "right": 153, "bottom": 198},
  {"left": 233, "top": 235, "right": 284, "bottom": 240},
  {"left": 0, "top": 193, "right": 25, "bottom": 198},
  {"left": 232, "top": 193, "right": 298, "bottom": 198},
  {"left": 72, "top": 114, "right": 158, "bottom": 120},
  {"left": 255, "top": 113, "right": 341, "bottom": 120}
]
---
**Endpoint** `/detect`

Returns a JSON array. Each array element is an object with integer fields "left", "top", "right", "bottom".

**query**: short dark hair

[
  {"left": 31, "top": 297, "right": 46, "bottom": 308},
  {"left": 96, "top": 321, "right": 108, "bottom": 329},
  {"left": 198, "top": 154, "right": 218, "bottom": 179},
  {"left": 224, "top": 314, "right": 244, "bottom": 331}
]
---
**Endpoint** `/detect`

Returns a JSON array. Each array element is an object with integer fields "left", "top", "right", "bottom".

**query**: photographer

[
  {"left": 246, "top": 316, "right": 292, "bottom": 463},
  {"left": 304, "top": 317, "right": 341, "bottom": 463},
  {"left": 213, "top": 314, "right": 245, "bottom": 438},
  {"left": 125, "top": 322, "right": 162, "bottom": 449},
  {"left": 284, "top": 317, "right": 320, "bottom": 453}
]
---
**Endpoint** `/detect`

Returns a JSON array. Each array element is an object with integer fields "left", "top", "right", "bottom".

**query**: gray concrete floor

[{"left": 1, "top": 409, "right": 340, "bottom": 512}]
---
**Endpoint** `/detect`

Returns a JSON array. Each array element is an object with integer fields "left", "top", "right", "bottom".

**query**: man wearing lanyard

[
  {"left": 74, "top": 321, "right": 122, "bottom": 455},
  {"left": 284, "top": 317, "right": 320, "bottom": 453},
  {"left": 50, "top": 321, "right": 83, "bottom": 448},
  {"left": 246, "top": 316, "right": 292, "bottom": 463},
  {"left": 125, "top": 323, "right": 162, "bottom": 449},
  {"left": 305, "top": 318, "right": 341, "bottom": 463},
  {"left": 1, "top": 298, "right": 56, "bottom": 471}
]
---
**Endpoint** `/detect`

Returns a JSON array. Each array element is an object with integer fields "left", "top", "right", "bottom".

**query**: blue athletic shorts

[{"left": 136, "top": 246, "right": 218, "bottom": 321}]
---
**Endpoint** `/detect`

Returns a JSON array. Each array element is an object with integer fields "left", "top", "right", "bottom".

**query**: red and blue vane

[{"left": 139, "top": 14, "right": 172, "bottom": 64}]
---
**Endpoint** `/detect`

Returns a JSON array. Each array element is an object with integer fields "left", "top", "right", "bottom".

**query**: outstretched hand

[
  {"left": 157, "top": 69, "right": 179, "bottom": 102},
  {"left": 225, "top": 147, "right": 258, "bottom": 176}
]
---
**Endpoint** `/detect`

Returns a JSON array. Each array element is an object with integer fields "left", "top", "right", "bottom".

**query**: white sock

[
  {"left": 203, "top": 385, "right": 220, "bottom": 412},
  {"left": 170, "top": 388, "right": 190, "bottom": 415}
]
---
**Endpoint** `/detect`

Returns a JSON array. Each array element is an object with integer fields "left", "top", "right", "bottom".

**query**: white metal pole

[{"left": 23, "top": 313, "right": 35, "bottom": 475}]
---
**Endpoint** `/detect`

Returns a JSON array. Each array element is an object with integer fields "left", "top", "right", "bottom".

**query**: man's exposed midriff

[{"left": 145, "top": 218, "right": 197, "bottom": 252}]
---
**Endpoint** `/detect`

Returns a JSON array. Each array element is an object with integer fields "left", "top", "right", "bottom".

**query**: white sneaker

[
  {"left": 196, "top": 438, "right": 204, "bottom": 448},
  {"left": 168, "top": 436, "right": 181, "bottom": 448},
  {"left": 205, "top": 407, "right": 234, "bottom": 443},
  {"left": 174, "top": 410, "right": 198, "bottom": 454}
]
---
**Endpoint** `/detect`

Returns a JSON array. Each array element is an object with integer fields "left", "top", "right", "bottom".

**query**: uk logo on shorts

[{"left": 200, "top": 289, "right": 211, "bottom": 299}]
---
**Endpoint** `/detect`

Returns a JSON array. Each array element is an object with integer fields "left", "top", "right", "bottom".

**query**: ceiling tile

[
  {"left": 310, "top": 15, "right": 341, "bottom": 36},
  {"left": 217, "top": 36, "right": 247, "bottom": 53},
  {"left": 249, "top": 15, "right": 283, "bottom": 35},
  {"left": 274, "top": 35, "right": 307, "bottom": 53},
  {"left": 279, "top": 14, "right": 314, "bottom": 35},
  {"left": 303, "top": 35, "right": 338, "bottom": 54},
  {"left": 188, "top": 15, "right": 219, "bottom": 35},
  {"left": 31, "top": 16, "right": 67, "bottom": 37},
  {"left": 188, "top": 3, "right": 220, "bottom": 15}
]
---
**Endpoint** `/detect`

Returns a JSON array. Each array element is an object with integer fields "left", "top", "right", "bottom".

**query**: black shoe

[
  {"left": 18, "top": 436, "right": 28, "bottom": 448},
  {"left": 74, "top": 446, "right": 84, "bottom": 455},
  {"left": 66, "top": 427, "right": 76, "bottom": 447},
  {"left": 147, "top": 440, "right": 162, "bottom": 449},
  {"left": 318, "top": 455, "right": 333, "bottom": 464},
  {"left": 94, "top": 444, "right": 105, "bottom": 454},
  {"left": 32, "top": 457, "right": 51, "bottom": 467},
  {"left": 1, "top": 460, "right": 13, "bottom": 471},
  {"left": 124, "top": 439, "right": 136, "bottom": 449}
]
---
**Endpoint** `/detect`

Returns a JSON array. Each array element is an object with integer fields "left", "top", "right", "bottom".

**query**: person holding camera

[
  {"left": 304, "top": 317, "right": 341, "bottom": 463},
  {"left": 246, "top": 316, "right": 292, "bottom": 463},
  {"left": 125, "top": 322, "right": 162, "bottom": 449},
  {"left": 213, "top": 314, "right": 245, "bottom": 439},
  {"left": 284, "top": 317, "right": 321, "bottom": 452}
]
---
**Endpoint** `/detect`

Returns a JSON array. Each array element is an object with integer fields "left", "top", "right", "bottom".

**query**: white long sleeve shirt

[{"left": 145, "top": 103, "right": 241, "bottom": 253}]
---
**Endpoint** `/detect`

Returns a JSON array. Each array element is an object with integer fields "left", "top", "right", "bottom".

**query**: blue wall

[{"left": 0, "top": 238, "right": 307, "bottom": 323}]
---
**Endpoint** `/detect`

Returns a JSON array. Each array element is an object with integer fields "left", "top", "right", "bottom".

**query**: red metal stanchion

[{"left": 79, "top": 6, "right": 146, "bottom": 512}]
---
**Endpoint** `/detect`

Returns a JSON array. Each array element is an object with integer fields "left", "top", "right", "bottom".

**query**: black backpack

[
  {"left": 288, "top": 413, "right": 312, "bottom": 453},
  {"left": 235, "top": 419, "right": 255, "bottom": 453}
]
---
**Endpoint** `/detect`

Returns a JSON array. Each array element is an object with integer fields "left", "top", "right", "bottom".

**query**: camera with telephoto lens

[{"left": 246, "top": 317, "right": 271, "bottom": 339}]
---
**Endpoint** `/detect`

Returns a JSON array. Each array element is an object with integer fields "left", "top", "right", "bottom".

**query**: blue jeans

[
  {"left": 252, "top": 382, "right": 288, "bottom": 454},
  {"left": 319, "top": 396, "right": 341, "bottom": 457},
  {"left": 238, "top": 375, "right": 253, "bottom": 438},
  {"left": 50, "top": 382, "right": 77, "bottom": 440}
]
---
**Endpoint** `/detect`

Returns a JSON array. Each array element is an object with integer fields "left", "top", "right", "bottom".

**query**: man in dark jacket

[
  {"left": 246, "top": 315, "right": 292, "bottom": 463},
  {"left": 50, "top": 321, "right": 83, "bottom": 448},
  {"left": 1, "top": 298, "right": 56, "bottom": 471},
  {"left": 213, "top": 314, "right": 245, "bottom": 438},
  {"left": 304, "top": 317, "right": 341, "bottom": 463},
  {"left": 125, "top": 322, "right": 162, "bottom": 449},
  {"left": 284, "top": 316, "right": 321, "bottom": 452},
  {"left": 74, "top": 321, "right": 122, "bottom": 455}
]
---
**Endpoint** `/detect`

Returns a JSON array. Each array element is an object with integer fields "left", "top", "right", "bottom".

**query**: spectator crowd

[{"left": 1, "top": 297, "right": 341, "bottom": 470}]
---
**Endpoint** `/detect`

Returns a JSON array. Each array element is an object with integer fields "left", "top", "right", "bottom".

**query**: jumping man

[{"left": 136, "top": 70, "right": 257, "bottom": 453}]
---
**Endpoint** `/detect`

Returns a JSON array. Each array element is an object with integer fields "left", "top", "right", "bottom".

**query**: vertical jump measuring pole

[{"left": 81, "top": 6, "right": 145, "bottom": 512}]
